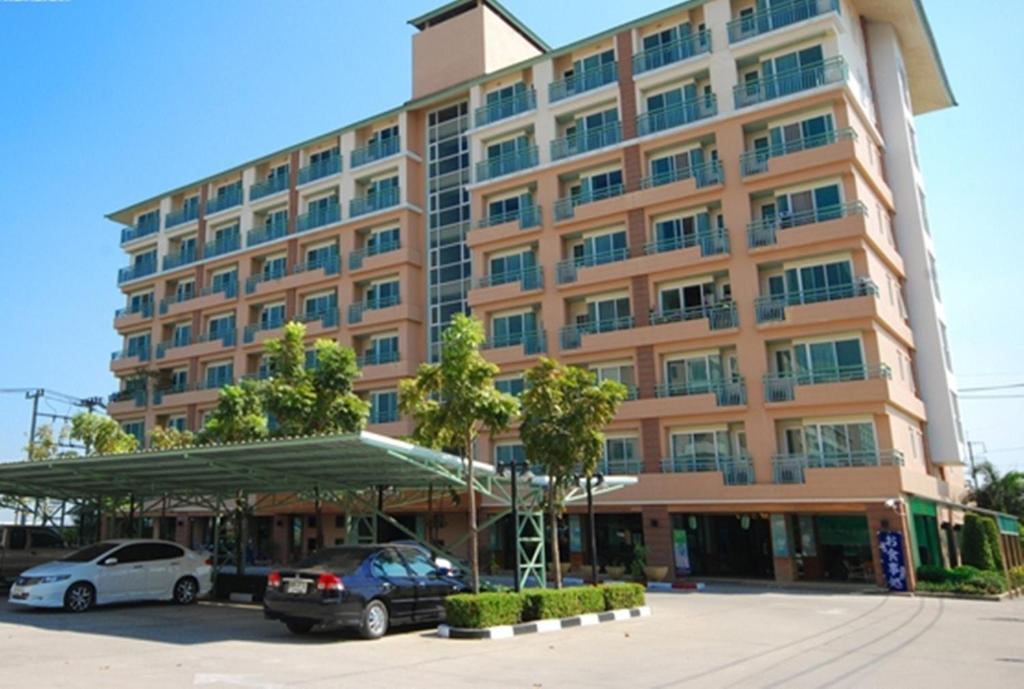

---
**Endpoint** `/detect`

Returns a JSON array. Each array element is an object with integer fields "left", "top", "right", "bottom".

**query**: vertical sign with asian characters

[{"left": 877, "top": 530, "right": 908, "bottom": 591}]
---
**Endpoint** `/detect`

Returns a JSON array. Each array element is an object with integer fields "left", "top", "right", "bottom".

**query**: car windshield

[
  {"left": 60, "top": 542, "right": 119, "bottom": 562},
  {"left": 294, "top": 548, "right": 371, "bottom": 574}
]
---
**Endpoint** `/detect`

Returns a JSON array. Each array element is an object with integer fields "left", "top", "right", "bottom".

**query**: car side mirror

[{"left": 101, "top": 557, "right": 118, "bottom": 566}]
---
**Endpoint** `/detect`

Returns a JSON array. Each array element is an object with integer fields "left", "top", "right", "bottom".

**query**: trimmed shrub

[
  {"left": 915, "top": 564, "right": 949, "bottom": 583},
  {"left": 522, "top": 589, "right": 582, "bottom": 621},
  {"left": 445, "top": 592, "right": 524, "bottom": 628},
  {"left": 962, "top": 514, "right": 996, "bottom": 571},
  {"left": 602, "top": 582, "right": 646, "bottom": 610},
  {"left": 913, "top": 565, "right": 1006, "bottom": 596},
  {"left": 1010, "top": 566, "right": 1024, "bottom": 590},
  {"left": 576, "top": 586, "right": 606, "bottom": 614},
  {"left": 981, "top": 517, "right": 1005, "bottom": 571}
]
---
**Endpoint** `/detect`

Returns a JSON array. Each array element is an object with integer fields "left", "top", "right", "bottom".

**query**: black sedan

[{"left": 263, "top": 544, "right": 464, "bottom": 639}]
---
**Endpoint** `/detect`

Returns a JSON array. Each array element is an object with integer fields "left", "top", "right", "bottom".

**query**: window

[
  {"left": 366, "top": 280, "right": 399, "bottom": 307},
  {"left": 572, "top": 230, "right": 627, "bottom": 266},
  {"left": 168, "top": 416, "right": 187, "bottom": 432},
  {"left": 400, "top": 550, "right": 439, "bottom": 577},
  {"left": 262, "top": 255, "right": 287, "bottom": 280},
  {"left": 671, "top": 430, "right": 730, "bottom": 460},
  {"left": 304, "top": 291, "right": 337, "bottom": 318},
  {"left": 122, "top": 420, "right": 145, "bottom": 445},
  {"left": 108, "top": 544, "right": 156, "bottom": 564},
  {"left": 310, "top": 147, "right": 339, "bottom": 166},
  {"left": 566, "top": 49, "right": 615, "bottom": 93},
  {"left": 28, "top": 530, "right": 63, "bottom": 549},
  {"left": 366, "top": 335, "right": 399, "bottom": 364},
  {"left": 205, "top": 362, "right": 234, "bottom": 389},
  {"left": 658, "top": 280, "right": 717, "bottom": 318},
  {"left": 305, "top": 242, "right": 338, "bottom": 269},
  {"left": 665, "top": 353, "right": 721, "bottom": 394},
  {"left": 207, "top": 313, "right": 236, "bottom": 339},
  {"left": 803, "top": 422, "right": 877, "bottom": 462},
  {"left": 492, "top": 311, "right": 537, "bottom": 347},
  {"left": 172, "top": 323, "right": 191, "bottom": 348},
  {"left": 487, "top": 193, "right": 532, "bottom": 223},
  {"left": 584, "top": 296, "right": 631, "bottom": 331},
  {"left": 564, "top": 109, "right": 619, "bottom": 154},
  {"left": 489, "top": 250, "right": 535, "bottom": 285},
  {"left": 367, "top": 227, "right": 400, "bottom": 254},
  {"left": 211, "top": 269, "right": 237, "bottom": 294},
  {"left": 371, "top": 391, "right": 399, "bottom": 423},
  {"left": 571, "top": 170, "right": 623, "bottom": 204},
  {"left": 928, "top": 253, "right": 941, "bottom": 301},
  {"left": 760, "top": 45, "right": 825, "bottom": 97},
  {"left": 918, "top": 187, "right": 931, "bottom": 236},
  {"left": 653, "top": 211, "right": 710, "bottom": 251},
  {"left": 175, "top": 280, "right": 196, "bottom": 303},
  {"left": 792, "top": 338, "right": 864, "bottom": 382},
  {"left": 782, "top": 260, "right": 853, "bottom": 303},
  {"left": 128, "top": 291, "right": 154, "bottom": 314},
  {"left": 773, "top": 183, "right": 843, "bottom": 226},
  {"left": 261, "top": 303, "right": 286, "bottom": 330},
  {"left": 603, "top": 437, "right": 638, "bottom": 472},
  {"left": 591, "top": 363, "right": 635, "bottom": 390},
  {"left": 485, "top": 81, "right": 527, "bottom": 119},
  {"left": 940, "top": 322, "right": 953, "bottom": 371},
  {"left": 649, "top": 147, "right": 707, "bottom": 186},
  {"left": 495, "top": 376, "right": 526, "bottom": 397},
  {"left": 126, "top": 332, "right": 150, "bottom": 356},
  {"left": 495, "top": 443, "right": 526, "bottom": 467},
  {"left": 372, "top": 549, "right": 411, "bottom": 578}
]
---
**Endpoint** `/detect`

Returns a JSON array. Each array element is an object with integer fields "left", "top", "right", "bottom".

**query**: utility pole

[
  {"left": 25, "top": 389, "right": 44, "bottom": 459},
  {"left": 966, "top": 440, "right": 986, "bottom": 490}
]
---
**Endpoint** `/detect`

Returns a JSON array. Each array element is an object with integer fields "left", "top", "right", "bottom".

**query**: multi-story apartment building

[{"left": 106, "top": 0, "right": 974, "bottom": 587}]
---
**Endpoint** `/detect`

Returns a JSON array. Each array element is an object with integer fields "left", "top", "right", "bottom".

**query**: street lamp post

[{"left": 497, "top": 457, "right": 528, "bottom": 592}]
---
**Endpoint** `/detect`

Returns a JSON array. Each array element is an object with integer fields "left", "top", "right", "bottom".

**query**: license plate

[{"left": 285, "top": 579, "right": 308, "bottom": 595}]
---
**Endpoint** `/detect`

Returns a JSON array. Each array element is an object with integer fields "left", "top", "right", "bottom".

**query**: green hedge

[
  {"left": 522, "top": 589, "right": 582, "bottom": 620},
  {"left": 603, "top": 583, "right": 646, "bottom": 611},
  {"left": 577, "top": 586, "right": 607, "bottom": 614},
  {"left": 445, "top": 592, "right": 525, "bottom": 628},
  {"left": 1010, "top": 566, "right": 1024, "bottom": 589},
  {"left": 962, "top": 514, "right": 996, "bottom": 571},
  {"left": 914, "top": 565, "right": 1006, "bottom": 596}
]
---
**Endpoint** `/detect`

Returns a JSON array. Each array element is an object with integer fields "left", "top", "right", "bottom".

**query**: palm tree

[{"left": 969, "top": 461, "right": 1024, "bottom": 518}]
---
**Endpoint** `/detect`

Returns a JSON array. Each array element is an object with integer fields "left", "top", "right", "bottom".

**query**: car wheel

[
  {"left": 286, "top": 621, "right": 315, "bottom": 635},
  {"left": 359, "top": 599, "right": 389, "bottom": 640},
  {"left": 63, "top": 582, "right": 95, "bottom": 613},
  {"left": 173, "top": 577, "right": 199, "bottom": 605}
]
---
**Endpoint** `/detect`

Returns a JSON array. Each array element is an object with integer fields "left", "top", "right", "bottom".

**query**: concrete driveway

[{"left": 1, "top": 586, "right": 1021, "bottom": 688}]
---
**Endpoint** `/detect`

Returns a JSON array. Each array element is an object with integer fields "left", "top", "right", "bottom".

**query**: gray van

[{"left": 0, "top": 526, "right": 73, "bottom": 585}]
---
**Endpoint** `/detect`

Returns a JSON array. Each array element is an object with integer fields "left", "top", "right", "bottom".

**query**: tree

[
  {"left": 149, "top": 426, "right": 196, "bottom": 450},
  {"left": 24, "top": 424, "right": 62, "bottom": 461},
  {"left": 70, "top": 412, "right": 138, "bottom": 455},
  {"left": 199, "top": 379, "right": 268, "bottom": 444},
  {"left": 961, "top": 513, "right": 995, "bottom": 571},
  {"left": 520, "top": 358, "right": 626, "bottom": 588},
  {"left": 399, "top": 314, "right": 519, "bottom": 593},
  {"left": 262, "top": 322, "right": 369, "bottom": 437},
  {"left": 970, "top": 461, "right": 1024, "bottom": 519}
]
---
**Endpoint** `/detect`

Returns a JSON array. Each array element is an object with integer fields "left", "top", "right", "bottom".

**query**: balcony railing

[
  {"left": 120, "top": 219, "right": 160, "bottom": 244},
  {"left": 294, "top": 253, "right": 341, "bottom": 277},
  {"left": 152, "top": 380, "right": 189, "bottom": 405},
  {"left": 747, "top": 201, "right": 867, "bottom": 248},
  {"left": 369, "top": 407, "right": 400, "bottom": 425},
  {"left": 635, "top": 95, "right": 717, "bottom": 137},
  {"left": 649, "top": 302, "right": 738, "bottom": 330},
  {"left": 559, "top": 316, "right": 634, "bottom": 350},
  {"left": 111, "top": 345, "right": 150, "bottom": 363},
  {"left": 474, "top": 87, "right": 537, "bottom": 127},
  {"left": 349, "top": 238, "right": 399, "bottom": 270},
  {"left": 298, "top": 152, "right": 341, "bottom": 185},
  {"left": 549, "top": 61, "right": 618, "bottom": 103},
  {"left": 640, "top": 158, "right": 723, "bottom": 190},
  {"left": 484, "top": 329, "right": 546, "bottom": 356},
  {"left": 162, "top": 246, "right": 198, "bottom": 272},
  {"left": 599, "top": 457, "right": 643, "bottom": 475},
  {"left": 247, "top": 216, "right": 289, "bottom": 247},
  {"left": 243, "top": 316, "right": 285, "bottom": 343},
  {"left": 165, "top": 205, "right": 198, "bottom": 229},
  {"left": 734, "top": 56, "right": 848, "bottom": 109},
  {"left": 554, "top": 183, "right": 625, "bottom": 221},
  {"left": 632, "top": 29, "right": 712, "bottom": 74},
  {"left": 661, "top": 455, "right": 754, "bottom": 485},
  {"left": 773, "top": 449, "right": 904, "bottom": 484},
  {"left": 740, "top": 126, "right": 857, "bottom": 176},
  {"left": 475, "top": 145, "right": 539, "bottom": 182},
  {"left": 297, "top": 200, "right": 341, "bottom": 232},
  {"left": 295, "top": 307, "right": 340, "bottom": 329},
  {"left": 763, "top": 363, "right": 892, "bottom": 402},
  {"left": 206, "top": 187, "right": 243, "bottom": 215},
  {"left": 556, "top": 248, "right": 629, "bottom": 284},
  {"left": 118, "top": 260, "right": 157, "bottom": 284},
  {"left": 250, "top": 174, "right": 289, "bottom": 202},
  {"left": 349, "top": 187, "right": 400, "bottom": 218},
  {"left": 357, "top": 349, "right": 400, "bottom": 367},
  {"left": 196, "top": 328, "right": 237, "bottom": 348},
  {"left": 727, "top": 0, "right": 840, "bottom": 43},
  {"left": 115, "top": 302, "right": 153, "bottom": 320},
  {"left": 644, "top": 226, "right": 730, "bottom": 257},
  {"left": 109, "top": 388, "right": 148, "bottom": 408},
  {"left": 753, "top": 278, "right": 878, "bottom": 323},
  {"left": 654, "top": 377, "right": 747, "bottom": 406},
  {"left": 350, "top": 137, "right": 400, "bottom": 168},
  {"left": 478, "top": 265, "right": 543, "bottom": 291},
  {"left": 204, "top": 230, "right": 241, "bottom": 259},
  {"left": 551, "top": 121, "right": 622, "bottom": 161},
  {"left": 348, "top": 293, "right": 400, "bottom": 324},
  {"left": 200, "top": 278, "right": 238, "bottom": 300},
  {"left": 245, "top": 268, "right": 287, "bottom": 294},
  {"left": 477, "top": 204, "right": 541, "bottom": 230}
]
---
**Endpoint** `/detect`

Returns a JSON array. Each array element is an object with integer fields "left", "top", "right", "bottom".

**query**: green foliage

[
  {"left": 24, "top": 424, "right": 64, "bottom": 461},
  {"left": 522, "top": 589, "right": 583, "bottom": 620},
  {"left": 1010, "top": 566, "right": 1024, "bottom": 589},
  {"left": 200, "top": 379, "right": 268, "bottom": 443},
  {"left": 969, "top": 461, "right": 1024, "bottom": 519},
  {"left": 961, "top": 514, "right": 996, "bottom": 571},
  {"left": 70, "top": 412, "right": 138, "bottom": 455},
  {"left": 916, "top": 570, "right": 1006, "bottom": 596},
  {"left": 981, "top": 516, "right": 1005, "bottom": 571},
  {"left": 602, "top": 582, "right": 646, "bottom": 610},
  {"left": 630, "top": 543, "right": 648, "bottom": 581},
  {"left": 149, "top": 426, "right": 196, "bottom": 450},
  {"left": 576, "top": 586, "right": 607, "bottom": 614},
  {"left": 917, "top": 564, "right": 982, "bottom": 584},
  {"left": 262, "top": 322, "right": 368, "bottom": 436},
  {"left": 444, "top": 592, "right": 525, "bottom": 628}
]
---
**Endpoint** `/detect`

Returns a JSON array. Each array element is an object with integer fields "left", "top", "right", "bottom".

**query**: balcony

[
  {"left": 297, "top": 200, "right": 341, "bottom": 232},
  {"left": 640, "top": 158, "right": 723, "bottom": 190},
  {"left": 245, "top": 267, "right": 287, "bottom": 294},
  {"left": 111, "top": 346, "right": 150, "bottom": 363},
  {"left": 478, "top": 265, "right": 543, "bottom": 291},
  {"left": 650, "top": 302, "right": 738, "bottom": 331},
  {"left": 560, "top": 316, "right": 634, "bottom": 350},
  {"left": 200, "top": 279, "right": 238, "bottom": 300},
  {"left": 204, "top": 229, "right": 241, "bottom": 259},
  {"left": 484, "top": 329, "right": 546, "bottom": 356},
  {"left": 249, "top": 174, "right": 288, "bottom": 202},
  {"left": 294, "top": 253, "right": 341, "bottom": 277},
  {"left": 205, "top": 186, "right": 243, "bottom": 215},
  {"left": 476, "top": 204, "right": 542, "bottom": 231},
  {"left": 120, "top": 219, "right": 160, "bottom": 245},
  {"left": 109, "top": 388, "right": 148, "bottom": 408},
  {"left": 763, "top": 363, "right": 892, "bottom": 402},
  {"left": 754, "top": 279, "right": 878, "bottom": 323},
  {"left": 772, "top": 449, "right": 904, "bottom": 484},
  {"left": 115, "top": 302, "right": 153, "bottom": 321},
  {"left": 369, "top": 407, "right": 400, "bottom": 425},
  {"left": 298, "top": 153, "right": 342, "bottom": 185},
  {"left": 118, "top": 259, "right": 157, "bottom": 284},
  {"left": 740, "top": 127, "right": 856, "bottom": 176},
  {"left": 197, "top": 328, "right": 236, "bottom": 348},
  {"left": 357, "top": 349, "right": 400, "bottom": 367},
  {"left": 734, "top": 57, "right": 847, "bottom": 109},
  {"left": 635, "top": 95, "right": 718, "bottom": 137},
  {"left": 162, "top": 246, "right": 197, "bottom": 272},
  {"left": 661, "top": 455, "right": 754, "bottom": 485},
  {"left": 654, "top": 377, "right": 747, "bottom": 406},
  {"left": 349, "top": 187, "right": 400, "bottom": 218},
  {"left": 599, "top": 457, "right": 643, "bottom": 475},
  {"left": 349, "top": 238, "right": 399, "bottom": 270},
  {"left": 247, "top": 216, "right": 288, "bottom": 247},
  {"left": 747, "top": 201, "right": 867, "bottom": 248},
  {"left": 152, "top": 380, "right": 189, "bottom": 406},
  {"left": 554, "top": 184, "right": 625, "bottom": 222},
  {"left": 165, "top": 205, "right": 199, "bottom": 229},
  {"left": 556, "top": 248, "right": 629, "bottom": 284},
  {"left": 474, "top": 87, "right": 537, "bottom": 127},
  {"left": 295, "top": 307, "right": 340, "bottom": 329},
  {"left": 351, "top": 137, "right": 401, "bottom": 168},
  {"left": 243, "top": 316, "right": 284, "bottom": 344},
  {"left": 727, "top": 0, "right": 840, "bottom": 44},
  {"left": 549, "top": 61, "right": 618, "bottom": 103},
  {"left": 348, "top": 294, "right": 400, "bottom": 324},
  {"left": 632, "top": 29, "right": 712, "bottom": 74},
  {"left": 475, "top": 145, "right": 539, "bottom": 182},
  {"left": 551, "top": 122, "right": 622, "bottom": 161},
  {"left": 644, "top": 227, "right": 729, "bottom": 258}
]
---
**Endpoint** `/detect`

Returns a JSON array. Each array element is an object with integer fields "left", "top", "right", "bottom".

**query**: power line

[
  {"left": 960, "top": 395, "right": 1024, "bottom": 400},
  {"left": 958, "top": 382, "right": 1024, "bottom": 393}
]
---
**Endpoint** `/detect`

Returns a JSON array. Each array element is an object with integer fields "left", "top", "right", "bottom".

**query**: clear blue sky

[{"left": 0, "top": 0, "right": 1021, "bottom": 474}]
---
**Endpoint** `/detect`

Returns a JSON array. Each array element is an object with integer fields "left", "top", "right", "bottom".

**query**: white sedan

[{"left": 7, "top": 539, "right": 213, "bottom": 612}]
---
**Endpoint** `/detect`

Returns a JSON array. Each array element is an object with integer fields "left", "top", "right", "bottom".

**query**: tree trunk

[
  {"left": 234, "top": 491, "right": 246, "bottom": 577},
  {"left": 314, "top": 487, "right": 324, "bottom": 551},
  {"left": 466, "top": 431, "right": 480, "bottom": 593},
  {"left": 549, "top": 481, "right": 562, "bottom": 589}
]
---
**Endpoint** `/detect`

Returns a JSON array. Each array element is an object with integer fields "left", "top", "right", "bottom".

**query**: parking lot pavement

[{"left": 2, "top": 588, "right": 1023, "bottom": 689}]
